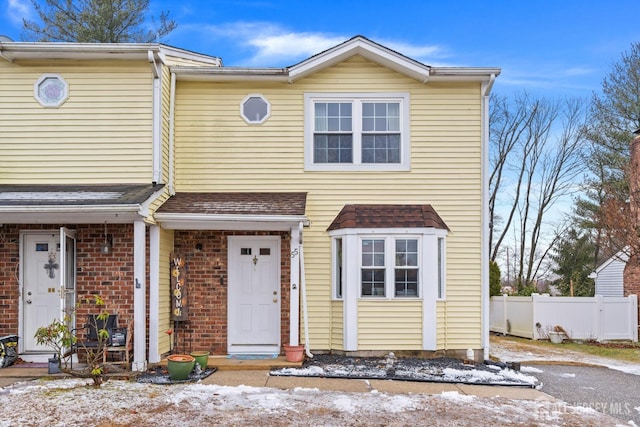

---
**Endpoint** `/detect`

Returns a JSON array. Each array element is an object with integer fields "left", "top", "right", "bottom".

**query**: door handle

[
  {"left": 26, "top": 299, "right": 32, "bottom": 304},
  {"left": 273, "top": 298, "right": 278, "bottom": 303}
]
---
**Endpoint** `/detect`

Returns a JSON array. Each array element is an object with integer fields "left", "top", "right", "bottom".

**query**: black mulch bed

[
  {"left": 137, "top": 365, "right": 217, "bottom": 385},
  {"left": 270, "top": 354, "right": 539, "bottom": 388}
]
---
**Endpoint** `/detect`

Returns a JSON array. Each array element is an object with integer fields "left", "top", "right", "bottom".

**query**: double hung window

[
  {"left": 360, "top": 237, "right": 419, "bottom": 298},
  {"left": 305, "top": 93, "right": 409, "bottom": 171}
]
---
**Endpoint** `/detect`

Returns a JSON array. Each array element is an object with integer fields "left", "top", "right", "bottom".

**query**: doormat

[
  {"left": 136, "top": 366, "right": 217, "bottom": 385},
  {"left": 226, "top": 354, "right": 278, "bottom": 360},
  {"left": 8, "top": 362, "right": 49, "bottom": 368}
]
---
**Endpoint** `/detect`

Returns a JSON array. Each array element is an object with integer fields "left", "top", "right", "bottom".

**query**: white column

[
  {"left": 289, "top": 227, "right": 300, "bottom": 346},
  {"left": 132, "top": 220, "right": 147, "bottom": 371},
  {"left": 422, "top": 235, "right": 437, "bottom": 350},
  {"left": 148, "top": 225, "right": 160, "bottom": 363},
  {"left": 343, "top": 233, "right": 358, "bottom": 351}
]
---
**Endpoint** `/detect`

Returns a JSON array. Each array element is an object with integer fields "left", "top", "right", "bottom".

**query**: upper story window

[
  {"left": 34, "top": 74, "right": 69, "bottom": 108},
  {"left": 304, "top": 93, "right": 410, "bottom": 171},
  {"left": 241, "top": 94, "right": 270, "bottom": 124}
]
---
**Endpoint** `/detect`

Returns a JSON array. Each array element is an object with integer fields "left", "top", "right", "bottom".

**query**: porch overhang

[
  {"left": 0, "top": 184, "right": 165, "bottom": 224},
  {"left": 154, "top": 192, "right": 309, "bottom": 231},
  {"left": 155, "top": 213, "right": 309, "bottom": 231}
]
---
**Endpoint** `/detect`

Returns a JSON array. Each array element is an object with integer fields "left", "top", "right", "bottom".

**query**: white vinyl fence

[{"left": 490, "top": 294, "right": 638, "bottom": 341}]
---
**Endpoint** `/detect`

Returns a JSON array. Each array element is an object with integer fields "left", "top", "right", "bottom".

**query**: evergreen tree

[
  {"left": 576, "top": 42, "right": 640, "bottom": 261},
  {"left": 551, "top": 228, "right": 596, "bottom": 296},
  {"left": 489, "top": 260, "right": 502, "bottom": 296},
  {"left": 23, "top": 0, "right": 177, "bottom": 43}
]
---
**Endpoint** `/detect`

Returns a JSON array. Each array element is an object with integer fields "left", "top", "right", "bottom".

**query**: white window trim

[
  {"left": 330, "top": 227, "right": 447, "bottom": 351},
  {"left": 304, "top": 92, "right": 411, "bottom": 171},
  {"left": 240, "top": 93, "right": 271, "bottom": 124},
  {"left": 358, "top": 235, "right": 421, "bottom": 299},
  {"left": 330, "top": 227, "right": 446, "bottom": 301},
  {"left": 34, "top": 73, "right": 69, "bottom": 108}
]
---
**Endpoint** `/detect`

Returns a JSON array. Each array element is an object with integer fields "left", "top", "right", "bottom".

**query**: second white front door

[
  {"left": 227, "top": 236, "right": 281, "bottom": 354},
  {"left": 22, "top": 232, "right": 60, "bottom": 352}
]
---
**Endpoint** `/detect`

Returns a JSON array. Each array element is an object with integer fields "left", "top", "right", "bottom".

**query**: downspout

[
  {"left": 168, "top": 72, "right": 176, "bottom": 195},
  {"left": 481, "top": 74, "right": 496, "bottom": 361},
  {"left": 298, "top": 221, "right": 313, "bottom": 358},
  {"left": 148, "top": 50, "right": 161, "bottom": 184}
]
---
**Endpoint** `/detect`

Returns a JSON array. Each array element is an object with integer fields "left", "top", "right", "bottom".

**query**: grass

[{"left": 493, "top": 335, "right": 640, "bottom": 363}]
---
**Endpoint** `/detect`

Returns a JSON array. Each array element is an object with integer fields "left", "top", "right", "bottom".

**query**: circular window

[
  {"left": 34, "top": 74, "right": 69, "bottom": 107},
  {"left": 241, "top": 94, "right": 270, "bottom": 124}
]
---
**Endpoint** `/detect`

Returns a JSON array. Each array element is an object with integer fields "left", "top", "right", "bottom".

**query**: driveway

[
  {"left": 490, "top": 335, "right": 640, "bottom": 425},
  {"left": 531, "top": 364, "right": 640, "bottom": 425}
]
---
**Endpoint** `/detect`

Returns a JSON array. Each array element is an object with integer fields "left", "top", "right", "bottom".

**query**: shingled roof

[
  {"left": 156, "top": 192, "right": 307, "bottom": 216},
  {"left": 327, "top": 204, "right": 449, "bottom": 231},
  {"left": 0, "top": 184, "right": 164, "bottom": 206}
]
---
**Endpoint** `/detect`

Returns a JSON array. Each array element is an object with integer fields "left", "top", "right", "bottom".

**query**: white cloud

[
  {"left": 196, "top": 22, "right": 448, "bottom": 67},
  {"left": 8, "top": 0, "right": 32, "bottom": 25}
]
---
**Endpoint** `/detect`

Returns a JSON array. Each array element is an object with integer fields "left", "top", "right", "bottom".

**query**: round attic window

[
  {"left": 241, "top": 94, "right": 270, "bottom": 124},
  {"left": 34, "top": 74, "right": 69, "bottom": 107}
]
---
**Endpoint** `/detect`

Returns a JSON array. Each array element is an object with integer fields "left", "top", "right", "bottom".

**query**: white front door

[
  {"left": 22, "top": 232, "right": 61, "bottom": 352},
  {"left": 21, "top": 229, "right": 76, "bottom": 353},
  {"left": 227, "top": 236, "right": 281, "bottom": 354}
]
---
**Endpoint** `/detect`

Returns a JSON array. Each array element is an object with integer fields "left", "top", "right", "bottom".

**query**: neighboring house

[
  {"left": 0, "top": 36, "right": 500, "bottom": 370},
  {"left": 0, "top": 41, "right": 219, "bottom": 371},
  {"left": 590, "top": 250, "right": 628, "bottom": 297}
]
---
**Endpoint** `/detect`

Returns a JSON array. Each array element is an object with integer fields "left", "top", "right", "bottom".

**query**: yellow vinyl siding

[
  {"left": 0, "top": 59, "right": 153, "bottom": 184},
  {"left": 173, "top": 55, "right": 483, "bottom": 351},
  {"left": 358, "top": 300, "right": 423, "bottom": 349},
  {"left": 330, "top": 301, "right": 344, "bottom": 350},
  {"left": 158, "top": 227, "right": 175, "bottom": 354}
]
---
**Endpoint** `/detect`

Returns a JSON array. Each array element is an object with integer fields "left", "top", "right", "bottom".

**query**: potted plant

[
  {"left": 190, "top": 350, "right": 209, "bottom": 370},
  {"left": 283, "top": 344, "right": 305, "bottom": 362},
  {"left": 166, "top": 354, "right": 196, "bottom": 380},
  {"left": 34, "top": 317, "right": 76, "bottom": 373}
]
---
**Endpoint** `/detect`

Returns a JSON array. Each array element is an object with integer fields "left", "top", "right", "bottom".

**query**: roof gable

[{"left": 287, "top": 35, "right": 430, "bottom": 83}]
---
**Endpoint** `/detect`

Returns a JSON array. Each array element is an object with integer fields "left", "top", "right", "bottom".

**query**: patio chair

[{"left": 69, "top": 314, "right": 118, "bottom": 368}]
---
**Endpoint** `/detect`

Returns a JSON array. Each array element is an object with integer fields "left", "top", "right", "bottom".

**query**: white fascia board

[
  {"left": 155, "top": 213, "right": 309, "bottom": 231},
  {"left": 328, "top": 227, "right": 448, "bottom": 237},
  {"left": 429, "top": 68, "right": 501, "bottom": 83},
  {"left": 0, "top": 42, "right": 159, "bottom": 61},
  {"left": 158, "top": 45, "right": 221, "bottom": 66},
  {"left": 171, "top": 66, "right": 289, "bottom": 82},
  {"left": 0, "top": 205, "right": 142, "bottom": 224},
  {"left": 288, "top": 38, "right": 430, "bottom": 83}
]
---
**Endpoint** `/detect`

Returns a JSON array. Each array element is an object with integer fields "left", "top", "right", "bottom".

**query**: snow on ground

[
  {"left": 0, "top": 337, "right": 636, "bottom": 426},
  {"left": 0, "top": 377, "right": 622, "bottom": 426},
  {"left": 271, "top": 354, "right": 540, "bottom": 387},
  {"left": 489, "top": 336, "right": 640, "bottom": 376}
]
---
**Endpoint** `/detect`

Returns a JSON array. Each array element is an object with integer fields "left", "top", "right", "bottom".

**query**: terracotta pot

[
  {"left": 166, "top": 354, "right": 195, "bottom": 380},
  {"left": 190, "top": 351, "right": 209, "bottom": 370},
  {"left": 283, "top": 344, "right": 305, "bottom": 362}
]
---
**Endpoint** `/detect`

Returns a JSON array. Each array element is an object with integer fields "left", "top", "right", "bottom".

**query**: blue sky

[{"left": 2, "top": 0, "right": 640, "bottom": 98}]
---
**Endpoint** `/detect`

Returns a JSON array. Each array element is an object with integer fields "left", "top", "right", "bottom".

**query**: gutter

[
  {"left": 480, "top": 75, "right": 496, "bottom": 361},
  {"left": 298, "top": 221, "right": 313, "bottom": 359},
  {"left": 148, "top": 50, "right": 161, "bottom": 184},
  {"left": 168, "top": 72, "right": 176, "bottom": 195}
]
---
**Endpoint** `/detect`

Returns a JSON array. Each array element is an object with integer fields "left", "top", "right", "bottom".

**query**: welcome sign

[{"left": 170, "top": 255, "right": 188, "bottom": 321}]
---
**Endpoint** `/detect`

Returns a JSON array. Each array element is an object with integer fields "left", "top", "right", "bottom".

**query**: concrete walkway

[{"left": 0, "top": 363, "right": 553, "bottom": 402}]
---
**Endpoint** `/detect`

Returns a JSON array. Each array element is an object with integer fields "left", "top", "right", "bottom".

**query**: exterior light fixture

[{"left": 101, "top": 223, "right": 112, "bottom": 254}]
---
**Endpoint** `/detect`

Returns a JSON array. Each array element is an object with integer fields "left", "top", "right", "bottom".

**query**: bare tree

[{"left": 489, "top": 93, "right": 586, "bottom": 290}]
